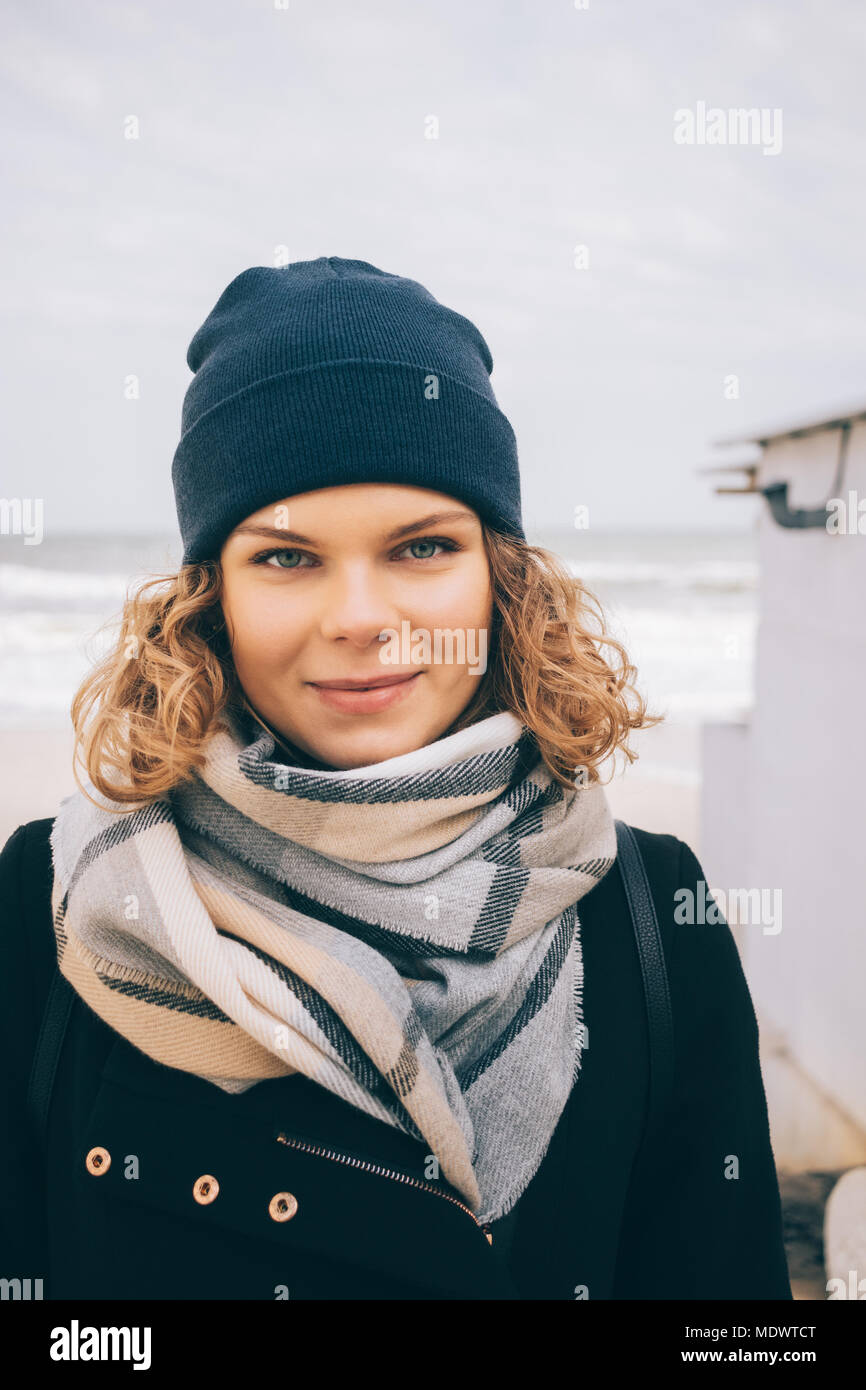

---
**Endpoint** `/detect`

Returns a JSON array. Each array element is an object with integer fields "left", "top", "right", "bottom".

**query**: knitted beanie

[{"left": 171, "top": 256, "right": 524, "bottom": 564}]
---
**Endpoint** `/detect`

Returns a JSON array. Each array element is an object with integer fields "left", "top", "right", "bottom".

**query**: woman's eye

[
  {"left": 399, "top": 538, "right": 450, "bottom": 560},
  {"left": 262, "top": 549, "right": 310, "bottom": 569}
]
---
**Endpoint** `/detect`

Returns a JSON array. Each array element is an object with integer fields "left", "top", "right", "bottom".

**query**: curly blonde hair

[{"left": 70, "top": 526, "right": 663, "bottom": 806}]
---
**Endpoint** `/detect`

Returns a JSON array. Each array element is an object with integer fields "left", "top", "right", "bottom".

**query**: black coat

[{"left": 0, "top": 816, "right": 792, "bottom": 1300}]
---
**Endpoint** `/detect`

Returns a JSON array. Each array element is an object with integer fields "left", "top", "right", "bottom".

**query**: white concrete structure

[{"left": 700, "top": 403, "right": 866, "bottom": 1165}]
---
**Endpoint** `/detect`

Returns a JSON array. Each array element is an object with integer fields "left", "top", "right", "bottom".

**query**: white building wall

[{"left": 707, "top": 421, "right": 866, "bottom": 1133}]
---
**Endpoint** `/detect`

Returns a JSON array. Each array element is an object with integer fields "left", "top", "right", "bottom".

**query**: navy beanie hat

[{"left": 171, "top": 256, "right": 524, "bottom": 564}]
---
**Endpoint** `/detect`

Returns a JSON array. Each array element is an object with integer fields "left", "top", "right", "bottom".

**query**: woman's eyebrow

[{"left": 231, "top": 509, "right": 476, "bottom": 546}]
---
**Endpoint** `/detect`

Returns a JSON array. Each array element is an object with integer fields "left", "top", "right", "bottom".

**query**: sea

[{"left": 0, "top": 527, "right": 758, "bottom": 779}]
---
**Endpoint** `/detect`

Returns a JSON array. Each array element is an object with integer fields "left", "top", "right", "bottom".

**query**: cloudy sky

[{"left": 3, "top": 0, "right": 865, "bottom": 538}]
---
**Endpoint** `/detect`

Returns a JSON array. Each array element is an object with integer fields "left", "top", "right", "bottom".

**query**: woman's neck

[{"left": 236, "top": 701, "right": 336, "bottom": 771}]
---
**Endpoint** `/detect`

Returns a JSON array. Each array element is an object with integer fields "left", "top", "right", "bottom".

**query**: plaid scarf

[{"left": 49, "top": 707, "right": 616, "bottom": 1223}]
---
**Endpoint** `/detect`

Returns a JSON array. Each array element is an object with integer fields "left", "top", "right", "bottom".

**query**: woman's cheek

[{"left": 231, "top": 586, "right": 301, "bottom": 651}]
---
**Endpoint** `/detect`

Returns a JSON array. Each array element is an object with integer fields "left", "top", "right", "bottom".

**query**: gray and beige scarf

[{"left": 49, "top": 707, "right": 617, "bottom": 1224}]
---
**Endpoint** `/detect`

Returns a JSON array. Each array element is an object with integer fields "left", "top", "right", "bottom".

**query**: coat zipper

[{"left": 274, "top": 1129, "right": 493, "bottom": 1244}]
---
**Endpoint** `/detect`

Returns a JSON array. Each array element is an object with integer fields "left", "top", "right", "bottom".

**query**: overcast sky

[{"left": 2, "top": 0, "right": 865, "bottom": 539}]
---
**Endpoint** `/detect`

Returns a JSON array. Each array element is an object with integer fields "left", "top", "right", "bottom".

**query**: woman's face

[{"left": 218, "top": 484, "right": 494, "bottom": 769}]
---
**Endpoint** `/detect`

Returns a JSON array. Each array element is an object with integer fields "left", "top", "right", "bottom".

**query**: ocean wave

[
  {"left": 567, "top": 559, "right": 759, "bottom": 591},
  {"left": 0, "top": 563, "right": 137, "bottom": 603},
  {"left": 0, "top": 612, "right": 119, "bottom": 652}
]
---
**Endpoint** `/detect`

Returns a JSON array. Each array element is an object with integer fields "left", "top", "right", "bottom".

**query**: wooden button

[
  {"left": 85, "top": 1146, "right": 111, "bottom": 1175},
  {"left": 268, "top": 1191, "right": 298, "bottom": 1222},
  {"left": 193, "top": 1174, "right": 219, "bottom": 1205}
]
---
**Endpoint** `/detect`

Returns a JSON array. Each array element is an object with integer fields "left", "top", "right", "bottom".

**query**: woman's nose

[{"left": 316, "top": 568, "right": 403, "bottom": 644}]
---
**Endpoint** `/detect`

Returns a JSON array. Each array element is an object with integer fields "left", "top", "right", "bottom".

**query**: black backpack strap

[
  {"left": 27, "top": 966, "right": 76, "bottom": 1144},
  {"left": 614, "top": 819, "right": 675, "bottom": 1149}
]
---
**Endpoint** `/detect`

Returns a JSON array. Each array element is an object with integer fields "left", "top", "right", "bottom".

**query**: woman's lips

[{"left": 308, "top": 672, "right": 422, "bottom": 714}]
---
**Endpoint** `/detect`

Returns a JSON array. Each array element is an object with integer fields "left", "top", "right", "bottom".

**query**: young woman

[{"left": 0, "top": 257, "right": 791, "bottom": 1300}]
